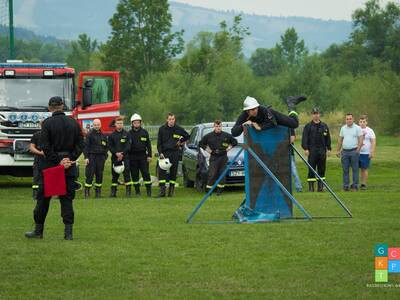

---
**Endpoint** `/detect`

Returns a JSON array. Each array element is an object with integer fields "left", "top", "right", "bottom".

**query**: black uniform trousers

[
  {"left": 32, "top": 161, "right": 40, "bottom": 190},
  {"left": 307, "top": 148, "right": 327, "bottom": 182},
  {"left": 34, "top": 174, "right": 75, "bottom": 225},
  {"left": 158, "top": 150, "right": 180, "bottom": 186},
  {"left": 206, "top": 155, "right": 228, "bottom": 188},
  {"left": 85, "top": 153, "right": 107, "bottom": 188},
  {"left": 111, "top": 157, "right": 132, "bottom": 186},
  {"left": 129, "top": 155, "right": 151, "bottom": 187}
]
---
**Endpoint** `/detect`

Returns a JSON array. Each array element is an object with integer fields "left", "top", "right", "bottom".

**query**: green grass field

[{"left": 0, "top": 137, "right": 399, "bottom": 299}]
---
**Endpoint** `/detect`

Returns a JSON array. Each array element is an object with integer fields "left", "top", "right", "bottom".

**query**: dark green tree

[
  {"left": 66, "top": 34, "right": 98, "bottom": 74},
  {"left": 102, "top": 0, "right": 184, "bottom": 100},
  {"left": 249, "top": 48, "right": 284, "bottom": 77},
  {"left": 276, "top": 27, "right": 308, "bottom": 66}
]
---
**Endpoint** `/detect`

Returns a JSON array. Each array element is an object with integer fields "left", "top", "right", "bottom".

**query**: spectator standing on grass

[
  {"left": 336, "top": 113, "right": 363, "bottom": 191},
  {"left": 301, "top": 108, "right": 331, "bottom": 192},
  {"left": 358, "top": 115, "right": 376, "bottom": 190},
  {"left": 290, "top": 128, "right": 302, "bottom": 192}
]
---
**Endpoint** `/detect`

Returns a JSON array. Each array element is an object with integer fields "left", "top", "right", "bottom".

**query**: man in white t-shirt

[
  {"left": 358, "top": 115, "right": 376, "bottom": 190},
  {"left": 336, "top": 113, "right": 363, "bottom": 191}
]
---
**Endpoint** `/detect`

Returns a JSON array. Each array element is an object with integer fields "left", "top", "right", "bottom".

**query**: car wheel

[{"left": 183, "top": 166, "right": 194, "bottom": 188}]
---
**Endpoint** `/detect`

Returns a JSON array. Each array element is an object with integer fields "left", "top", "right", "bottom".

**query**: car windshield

[
  {"left": 202, "top": 127, "right": 244, "bottom": 143},
  {"left": 0, "top": 78, "right": 73, "bottom": 111}
]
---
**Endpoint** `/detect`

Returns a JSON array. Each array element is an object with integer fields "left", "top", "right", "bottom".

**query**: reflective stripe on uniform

[
  {"left": 85, "top": 183, "right": 92, "bottom": 188},
  {"left": 217, "top": 184, "right": 225, "bottom": 188},
  {"left": 289, "top": 111, "right": 298, "bottom": 117},
  {"left": 307, "top": 178, "right": 317, "bottom": 182},
  {"left": 169, "top": 180, "right": 176, "bottom": 184},
  {"left": 159, "top": 180, "right": 166, "bottom": 183},
  {"left": 111, "top": 183, "right": 118, "bottom": 187},
  {"left": 125, "top": 181, "right": 134, "bottom": 186},
  {"left": 32, "top": 185, "right": 39, "bottom": 189},
  {"left": 132, "top": 181, "right": 140, "bottom": 185},
  {"left": 144, "top": 181, "right": 152, "bottom": 185},
  {"left": 206, "top": 185, "right": 213, "bottom": 189},
  {"left": 94, "top": 183, "right": 102, "bottom": 187}
]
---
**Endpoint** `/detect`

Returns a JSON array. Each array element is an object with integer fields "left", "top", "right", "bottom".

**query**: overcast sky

[{"left": 172, "top": 0, "right": 396, "bottom": 20}]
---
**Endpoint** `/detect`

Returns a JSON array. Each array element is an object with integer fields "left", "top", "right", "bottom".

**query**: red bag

[{"left": 42, "top": 165, "right": 66, "bottom": 197}]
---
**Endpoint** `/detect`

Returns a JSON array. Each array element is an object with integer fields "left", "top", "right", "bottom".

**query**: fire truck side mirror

[{"left": 82, "top": 79, "right": 93, "bottom": 109}]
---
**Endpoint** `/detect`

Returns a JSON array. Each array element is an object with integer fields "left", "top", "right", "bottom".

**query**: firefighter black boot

[
  {"left": 146, "top": 185, "right": 152, "bottom": 197},
  {"left": 156, "top": 185, "right": 166, "bottom": 198},
  {"left": 286, "top": 95, "right": 307, "bottom": 112},
  {"left": 25, "top": 224, "right": 43, "bottom": 239},
  {"left": 318, "top": 180, "right": 324, "bottom": 192},
  {"left": 95, "top": 187, "right": 101, "bottom": 198},
  {"left": 64, "top": 224, "right": 73, "bottom": 240},
  {"left": 84, "top": 187, "right": 90, "bottom": 198},
  {"left": 134, "top": 184, "right": 141, "bottom": 197},
  {"left": 126, "top": 185, "right": 132, "bottom": 197},
  {"left": 110, "top": 186, "right": 117, "bottom": 198},
  {"left": 308, "top": 182, "right": 315, "bottom": 192},
  {"left": 167, "top": 184, "right": 175, "bottom": 197}
]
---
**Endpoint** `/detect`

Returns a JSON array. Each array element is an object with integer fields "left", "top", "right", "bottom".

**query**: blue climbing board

[{"left": 244, "top": 126, "right": 293, "bottom": 218}]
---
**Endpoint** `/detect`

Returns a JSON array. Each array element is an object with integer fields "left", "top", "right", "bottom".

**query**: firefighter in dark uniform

[
  {"left": 301, "top": 107, "right": 331, "bottom": 192},
  {"left": 156, "top": 113, "right": 189, "bottom": 197},
  {"left": 29, "top": 124, "right": 44, "bottom": 200},
  {"left": 128, "top": 113, "right": 152, "bottom": 197},
  {"left": 108, "top": 116, "right": 132, "bottom": 197},
  {"left": 199, "top": 120, "right": 238, "bottom": 195},
  {"left": 83, "top": 118, "right": 108, "bottom": 198},
  {"left": 25, "top": 96, "right": 84, "bottom": 240},
  {"left": 231, "top": 95, "right": 306, "bottom": 137}
]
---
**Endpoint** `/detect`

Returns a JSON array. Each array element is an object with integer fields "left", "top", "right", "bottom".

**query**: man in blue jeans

[
  {"left": 290, "top": 129, "right": 302, "bottom": 192},
  {"left": 336, "top": 113, "right": 363, "bottom": 191}
]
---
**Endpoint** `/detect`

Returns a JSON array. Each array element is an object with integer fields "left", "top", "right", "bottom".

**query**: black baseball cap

[
  {"left": 311, "top": 107, "right": 320, "bottom": 114},
  {"left": 48, "top": 96, "right": 63, "bottom": 106}
]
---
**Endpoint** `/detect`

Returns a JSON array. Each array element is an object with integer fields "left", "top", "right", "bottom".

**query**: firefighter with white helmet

[
  {"left": 108, "top": 116, "right": 132, "bottom": 197},
  {"left": 231, "top": 95, "right": 307, "bottom": 137},
  {"left": 156, "top": 112, "right": 189, "bottom": 198},
  {"left": 127, "top": 113, "right": 153, "bottom": 197}
]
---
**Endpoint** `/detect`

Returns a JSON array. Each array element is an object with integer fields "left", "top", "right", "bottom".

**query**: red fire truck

[{"left": 0, "top": 61, "right": 120, "bottom": 176}]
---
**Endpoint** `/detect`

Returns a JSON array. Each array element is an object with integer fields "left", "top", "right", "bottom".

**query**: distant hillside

[{"left": 10, "top": 0, "right": 352, "bottom": 55}]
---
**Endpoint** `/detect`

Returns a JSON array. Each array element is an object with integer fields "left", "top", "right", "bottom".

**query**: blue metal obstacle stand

[{"left": 186, "top": 126, "right": 352, "bottom": 224}]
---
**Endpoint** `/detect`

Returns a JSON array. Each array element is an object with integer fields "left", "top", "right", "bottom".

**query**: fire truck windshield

[{"left": 0, "top": 78, "right": 73, "bottom": 111}]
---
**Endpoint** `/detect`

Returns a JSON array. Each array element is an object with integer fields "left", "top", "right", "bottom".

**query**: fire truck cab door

[{"left": 76, "top": 71, "right": 120, "bottom": 135}]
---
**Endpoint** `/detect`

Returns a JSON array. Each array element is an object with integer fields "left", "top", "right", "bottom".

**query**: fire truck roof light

[
  {"left": 0, "top": 63, "right": 67, "bottom": 69},
  {"left": 4, "top": 70, "right": 15, "bottom": 77}
]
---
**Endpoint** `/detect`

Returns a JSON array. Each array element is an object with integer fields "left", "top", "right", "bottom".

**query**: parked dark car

[{"left": 182, "top": 122, "right": 244, "bottom": 191}]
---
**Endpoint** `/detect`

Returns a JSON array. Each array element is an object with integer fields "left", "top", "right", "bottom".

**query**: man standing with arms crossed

[
  {"left": 336, "top": 113, "right": 363, "bottom": 191},
  {"left": 25, "top": 96, "right": 84, "bottom": 240}
]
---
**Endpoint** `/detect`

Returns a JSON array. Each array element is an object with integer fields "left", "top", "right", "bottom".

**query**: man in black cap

[
  {"left": 301, "top": 107, "right": 331, "bottom": 192},
  {"left": 199, "top": 120, "right": 238, "bottom": 196},
  {"left": 25, "top": 96, "right": 84, "bottom": 240}
]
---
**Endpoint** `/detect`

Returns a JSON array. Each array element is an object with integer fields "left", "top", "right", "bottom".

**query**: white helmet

[
  {"left": 130, "top": 113, "right": 142, "bottom": 122},
  {"left": 243, "top": 96, "right": 260, "bottom": 111},
  {"left": 158, "top": 158, "right": 172, "bottom": 171},
  {"left": 113, "top": 162, "right": 125, "bottom": 174}
]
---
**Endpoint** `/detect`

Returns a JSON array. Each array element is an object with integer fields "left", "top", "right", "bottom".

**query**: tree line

[{"left": 1, "top": 0, "right": 399, "bottom": 134}]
